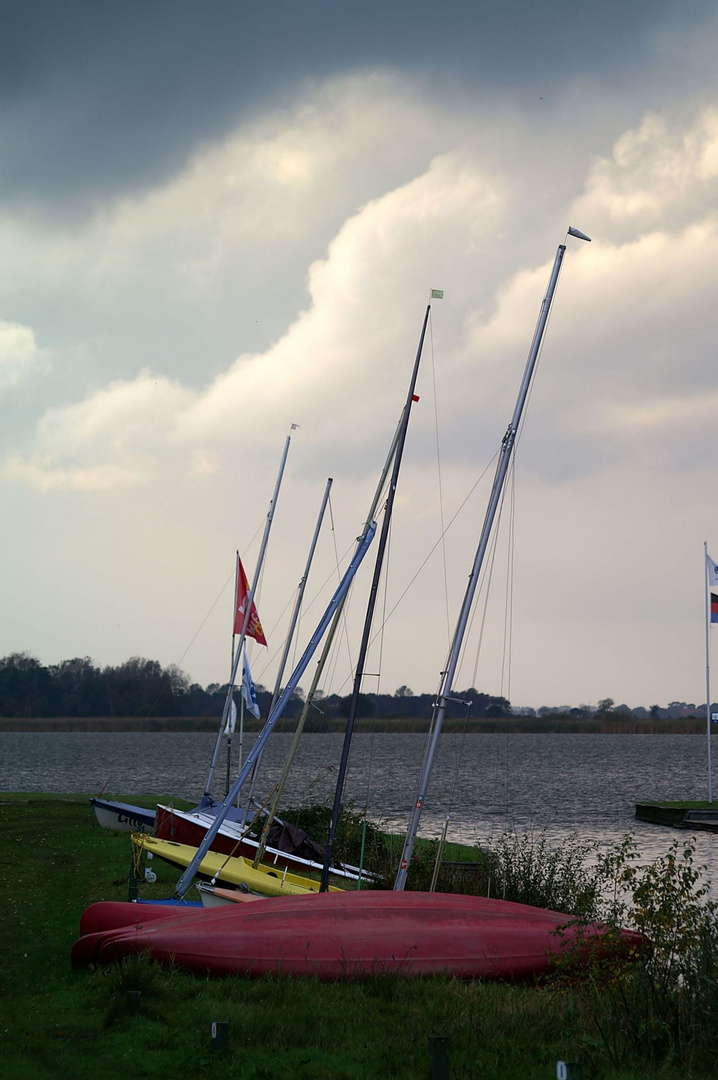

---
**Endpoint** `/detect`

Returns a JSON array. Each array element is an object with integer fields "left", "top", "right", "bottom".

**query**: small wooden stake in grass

[
  {"left": 212, "top": 1021, "right": 230, "bottom": 1052},
  {"left": 556, "top": 1062, "right": 583, "bottom": 1080},
  {"left": 128, "top": 854, "right": 138, "bottom": 901},
  {"left": 429, "top": 1035, "right": 449, "bottom": 1080}
]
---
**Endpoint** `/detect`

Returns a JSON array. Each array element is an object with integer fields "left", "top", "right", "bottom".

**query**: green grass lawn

[{"left": 0, "top": 793, "right": 711, "bottom": 1079}]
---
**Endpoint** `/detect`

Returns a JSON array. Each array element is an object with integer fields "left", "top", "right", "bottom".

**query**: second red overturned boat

[{"left": 72, "top": 890, "right": 644, "bottom": 980}]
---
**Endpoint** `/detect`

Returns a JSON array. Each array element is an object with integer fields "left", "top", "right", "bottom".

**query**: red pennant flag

[{"left": 234, "top": 556, "right": 267, "bottom": 645}]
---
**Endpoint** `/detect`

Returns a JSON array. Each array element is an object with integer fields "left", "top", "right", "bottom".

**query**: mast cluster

[{"left": 174, "top": 229, "right": 591, "bottom": 898}]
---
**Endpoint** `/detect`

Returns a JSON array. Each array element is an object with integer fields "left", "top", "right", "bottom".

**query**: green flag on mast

[{"left": 430, "top": 288, "right": 444, "bottom": 299}]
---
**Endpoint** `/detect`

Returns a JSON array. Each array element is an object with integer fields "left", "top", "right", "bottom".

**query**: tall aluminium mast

[
  {"left": 394, "top": 229, "right": 591, "bottom": 890},
  {"left": 320, "top": 303, "right": 432, "bottom": 891}
]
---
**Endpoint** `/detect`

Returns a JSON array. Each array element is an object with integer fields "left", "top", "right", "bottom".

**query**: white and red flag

[{"left": 233, "top": 555, "right": 267, "bottom": 646}]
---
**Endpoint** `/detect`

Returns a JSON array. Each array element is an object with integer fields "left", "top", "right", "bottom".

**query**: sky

[{"left": 3, "top": 0, "right": 718, "bottom": 711}]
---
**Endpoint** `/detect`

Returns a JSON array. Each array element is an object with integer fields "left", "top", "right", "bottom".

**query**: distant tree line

[{"left": 0, "top": 652, "right": 511, "bottom": 722}]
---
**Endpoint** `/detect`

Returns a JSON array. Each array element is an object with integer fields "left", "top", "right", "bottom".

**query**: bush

[
  {"left": 483, "top": 830, "right": 607, "bottom": 918},
  {"left": 580, "top": 838, "right": 718, "bottom": 1072}
]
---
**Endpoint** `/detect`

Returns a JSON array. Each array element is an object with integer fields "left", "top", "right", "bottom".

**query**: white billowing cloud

[
  {"left": 4, "top": 371, "right": 195, "bottom": 490},
  {"left": 0, "top": 320, "right": 42, "bottom": 389},
  {"left": 180, "top": 153, "right": 503, "bottom": 447},
  {"left": 575, "top": 105, "right": 718, "bottom": 238},
  {"left": 6, "top": 152, "right": 504, "bottom": 489},
  {"left": 444, "top": 115, "right": 718, "bottom": 483},
  {"left": 9, "top": 90, "right": 718, "bottom": 503}
]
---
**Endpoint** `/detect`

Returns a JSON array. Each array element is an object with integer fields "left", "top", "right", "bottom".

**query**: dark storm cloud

[{"left": 0, "top": 0, "right": 709, "bottom": 212}]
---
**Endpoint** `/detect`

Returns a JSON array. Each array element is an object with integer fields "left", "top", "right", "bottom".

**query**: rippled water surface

[{"left": 2, "top": 730, "right": 717, "bottom": 890}]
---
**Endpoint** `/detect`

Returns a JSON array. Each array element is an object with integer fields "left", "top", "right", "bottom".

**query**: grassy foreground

[{"left": 0, "top": 794, "right": 715, "bottom": 1080}]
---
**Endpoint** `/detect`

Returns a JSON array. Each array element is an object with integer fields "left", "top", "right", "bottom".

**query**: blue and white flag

[
  {"left": 241, "top": 648, "right": 261, "bottom": 719},
  {"left": 707, "top": 552, "right": 718, "bottom": 588}
]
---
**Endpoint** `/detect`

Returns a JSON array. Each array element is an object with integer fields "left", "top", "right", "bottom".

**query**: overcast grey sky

[{"left": 2, "top": 1, "right": 718, "bottom": 709}]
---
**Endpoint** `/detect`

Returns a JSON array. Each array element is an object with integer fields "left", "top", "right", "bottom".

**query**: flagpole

[
  {"left": 238, "top": 665, "right": 245, "bottom": 775},
  {"left": 204, "top": 433, "right": 291, "bottom": 797},
  {"left": 223, "top": 553, "right": 240, "bottom": 797},
  {"left": 241, "top": 476, "right": 334, "bottom": 823},
  {"left": 705, "top": 542, "right": 713, "bottom": 803}
]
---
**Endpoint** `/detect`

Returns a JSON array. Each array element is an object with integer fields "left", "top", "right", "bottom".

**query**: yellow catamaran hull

[{"left": 136, "top": 835, "right": 343, "bottom": 897}]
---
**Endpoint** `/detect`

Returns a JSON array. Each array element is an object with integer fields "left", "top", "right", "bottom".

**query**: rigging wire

[
  {"left": 173, "top": 566, "right": 236, "bottom": 675},
  {"left": 364, "top": 447, "right": 501, "bottom": 648}
]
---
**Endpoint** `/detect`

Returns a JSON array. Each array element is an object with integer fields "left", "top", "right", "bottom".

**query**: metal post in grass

[
  {"left": 128, "top": 854, "right": 138, "bottom": 901},
  {"left": 212, "top": 1022, "right": 230, "bottom": 1052},
  {"left": 556, "top": 1062, "right": 583, "bottom": 1080},
  {"left": 429, "top": 1035, "right": 449, "bottom": 1079}
]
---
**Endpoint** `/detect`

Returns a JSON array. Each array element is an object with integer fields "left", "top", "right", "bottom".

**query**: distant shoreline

[{"left": 0, "top": 715, "right": 709, "bottom": 734}]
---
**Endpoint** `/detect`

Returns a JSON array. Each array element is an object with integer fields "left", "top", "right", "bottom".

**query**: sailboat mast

[
  {"left": 173, "top": 519, "right": 377, "bottom": 898},
  {"left": 320, "top": 304, "right": 431, "bottom": 892},
  {"left": 395, "top": 235, "right": 587, "bottom": 890},
  {"left": 271, "top": 477, "right": 334, "bottom": 710},
  {"left": 204, "top": 432, "right": 292, "bottom": 797},
  {"left": 252, "top": 411, "right": 409, "bottom": 868}
]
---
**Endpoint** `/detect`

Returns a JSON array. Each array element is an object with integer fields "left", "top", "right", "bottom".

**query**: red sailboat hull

[
  {"left": 154, "top": 804, "right": 262, "bottom": 861},
  {"left": 153, "top": 804, "right": 363, "bottom": 882},
  {"left": 72, "top": 891, "right": 643, "bottom": 980}
]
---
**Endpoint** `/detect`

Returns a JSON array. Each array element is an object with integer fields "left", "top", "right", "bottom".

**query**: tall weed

[
  {"left": 484, "top": 830, "right": 606, "bottom": 917},
  {"left": 564, "top": 836, "right": 718, "bottom": 1073}
]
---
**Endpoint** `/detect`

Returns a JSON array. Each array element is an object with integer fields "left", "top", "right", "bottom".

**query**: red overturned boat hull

[
  {"left": 72, "top": 891, "right": 643, "bottom": 980},
  {"left": 79, "top": 900, "right": 204, "bottom": 938}
]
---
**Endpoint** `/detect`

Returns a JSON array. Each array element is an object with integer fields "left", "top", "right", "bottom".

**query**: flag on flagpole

[
  {"left": 233, "top": 555, "right": 267, "bottom": 645},
  {"left": 711, "top": 592, "right": 718, "bottom": 624},
  {"left": 707, "top": 552, "right": 718, "bottom": 587},
  {"left": 241, "top": 648, "right": 261, "bottom": 719}
]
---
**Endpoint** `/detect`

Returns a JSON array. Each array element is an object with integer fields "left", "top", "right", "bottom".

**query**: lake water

[{"left": 2, "top": 730, "right": 717, "bottom": 891}]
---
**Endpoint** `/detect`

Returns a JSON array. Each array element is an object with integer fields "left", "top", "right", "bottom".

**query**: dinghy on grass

[
  {"left": 90, "top": 798, "right": 155, "bottom": 833},
  {"left": 136, "top": 835, "right": 343, "bottom": 897}
]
